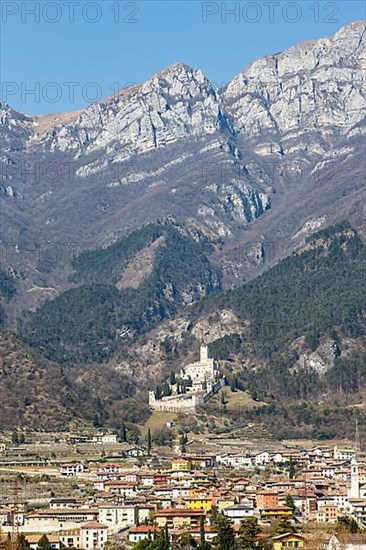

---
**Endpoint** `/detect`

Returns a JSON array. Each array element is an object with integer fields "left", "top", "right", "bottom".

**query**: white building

[
  {"left": 334, "top": 446, "right": 357, "bottom": 461},
  {"left": 255, "top": 452, "right": 270, "bottom": 465},
  {"left": 97, "top": 465, "right": 120, "bottom": 476},
  {"left": 80, "top": 521, "right": 108, "bottom": 550},
  {"left": 149, "top": 344, "right": 226, "bottom": 412},
  {"left": 272, "top": 453, "right": 285, "bottom": 464},
  {"left": 349, "top": 459, "right": 360, "bottom": 499},
  {"left": 327, "top": 533, "right": 366, "bottom": 550},
  {"left": 322, "top": 466, "right": 337, "bottom": 478},
  {"left": 217, "top": 454, "right": 253, "bottom": 468},
  {"left": 224, "top": 501, "right": 254, "bottom": 522},
  {"left": 98, "top": 505, "right": 136, "bottom": 529},
  {"left": 92, "top": 434, "right": 117, "bottom": 444},
  {"left": 26, "top": 535, "right": 61, "bottom": 550},
  {"left": 60, "top": 463, "right": 84, "bottom": 477},
  {"left": 180, "top": 345, "right": 216, "bottom": 390},
  {"left": 22, "top": 509, "right": 98, "bottom": 533},
  {"left": 128, "top": 525, "right": 158, "bottom": 543},
  {"left": 59, "top": 528, "right": 81, "bottom": 549}
]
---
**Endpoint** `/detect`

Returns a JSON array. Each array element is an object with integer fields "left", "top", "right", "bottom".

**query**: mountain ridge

[
  {"left": 1, "top": 222, "right": 365, "bottom": 438},
  {"left": 0, "top": 19, "right": 365, "bottom": 347}
]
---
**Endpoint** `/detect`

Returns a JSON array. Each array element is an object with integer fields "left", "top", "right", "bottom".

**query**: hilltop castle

[{"left": 149, "top": 344, "right": 226, "bottom": 413}]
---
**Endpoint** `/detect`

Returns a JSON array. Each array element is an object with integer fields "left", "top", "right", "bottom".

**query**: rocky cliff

[{"left": 0, "top": 21, "right": 365, "bottom": 317}]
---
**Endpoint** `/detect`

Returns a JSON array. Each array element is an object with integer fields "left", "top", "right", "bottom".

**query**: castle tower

[
  {"left": 349, "top": 458, "right": 360, "bottom": 499},
  {"left": 200, "top": 344, "right": 209, "bottom": 362}
]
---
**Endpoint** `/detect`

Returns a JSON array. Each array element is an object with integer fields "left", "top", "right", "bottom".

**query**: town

[
  {"left": 1, "top": 9, "right": 365, "bottom": 550},
  {"left": 0, "top": 433, "right": 365, "bottom": 550},
  {"left": 0, "top": 340, "right": 365, "bottom": 550}
]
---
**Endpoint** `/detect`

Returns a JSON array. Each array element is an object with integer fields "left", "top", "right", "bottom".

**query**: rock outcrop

[{"left": 0, "top": 21, "right": 365, "bottom": 310}]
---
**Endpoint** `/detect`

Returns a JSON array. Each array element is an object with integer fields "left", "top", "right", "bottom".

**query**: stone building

[{"left": 149, "top": 344, "right": 226, "bottom": 412}]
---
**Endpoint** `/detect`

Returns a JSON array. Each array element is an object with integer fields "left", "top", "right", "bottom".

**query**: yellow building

[
  {"left": 260, "top": 506, "right": 293, "bottom": 520},
  {"left": 184, "top": 497, "right": 212, "bottom": 512},
  {"left": 359, "top": 469, "right": 366, "bottom": 485},
  {"left": 154, "top": 509, "right": 204, "bottom": 530},
  {"left": 172, "top": 457, "right": 191, "bottom": 471},
  {"left": 271, "top": 533, "right": 305, "bottom": 550},
  {"left": 217, "top": 497, "right": 236, "bottom": 511}
]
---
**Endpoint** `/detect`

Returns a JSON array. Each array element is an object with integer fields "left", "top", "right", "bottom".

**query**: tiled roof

[
  {"left": 155, "top": 508, "right": 205, "bottom": 516},
  {"left": 81, "top": 521, "right": 108, "bottom": 529}
]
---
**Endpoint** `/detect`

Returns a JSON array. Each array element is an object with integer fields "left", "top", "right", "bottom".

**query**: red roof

[
  {"left": 262, "top": 506, "right": 292, "bottom": 511},
  {"left": 129, "top": 526, "right": 161, "bottom": 534},
  {"left": 81, "top": 522, "right": 108, "bottom": 530},
  {"left": 155, "top": 508, "right": 205, "bottom": 517}
]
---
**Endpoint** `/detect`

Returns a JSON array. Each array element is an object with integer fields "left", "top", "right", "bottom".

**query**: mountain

[
  {"left": 2, "top": 223, "right": 366, "bottom": 439},
  {"left": 0, "top": 22, "right": 365, "bottom": 436},
  {"left": 18, "top": 222, "right": 221, "bottom": 363},
  {"left": 1, "top": 21, "right": 365, "bottom": 321},
  {"left": 0, "top": 332, "right": 148, "bottom": 430}
]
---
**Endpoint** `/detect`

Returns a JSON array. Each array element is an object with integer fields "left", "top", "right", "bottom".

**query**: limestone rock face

[
  {"left": 41, "top": 63, "right": 230, "bottom": 158},
  {"left": 223, "top": 21, "right": 366, "bottom": 155},
  {"left": 1, "top": 21, "right": 365, "bottom": 302},
  {"left": 0, "top": 102, "right": 33, "bottom": 152}
]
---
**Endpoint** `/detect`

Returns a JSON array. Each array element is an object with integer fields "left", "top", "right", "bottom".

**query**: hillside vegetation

[
  {"left": 0, "top": 268, "right": 16, "bottom": 324},
  {"left": 209, "top": 223, "right": 365, "bottom": 353},
  {"left": 1, "top": 222, "right": 363, "bottom": 439},
  {"left": 18, "top": 223, "right": 220, "bottom": 363}
]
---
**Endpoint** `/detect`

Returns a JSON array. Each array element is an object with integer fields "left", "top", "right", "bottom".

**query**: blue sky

[{"left": 1, "top": 0, "right": 365, "bottom": 114}]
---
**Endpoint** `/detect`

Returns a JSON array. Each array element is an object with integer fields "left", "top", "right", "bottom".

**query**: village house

[
  {"left": 23, "top": 508, "right": 98, "bottom": 533},
  {"left": 103, "top": 480, "right": 137, "bottom": 498},
  {"left": 327, "top": 534, "right": 366, "bottom": 550},
  {"left": 231, "top": 478, "right": 251, "bottom": 492},
  {"left": 59, "top": 528, "right": 81, "bottom": 549},
  {"left": 154, "top": 508, "right": 205, "bottom": 530},
  {"left": 216, "top": 495, "right": 237, "bottom": 511},
  {"left": 182, "top": 496, "right": 212, "bottom": 512},
  {"left": 172, "top": 457, "right": 191, "bottom": 471},
  {"left": 98, "top": 504, "right": 137, "bottom": 529},
  {"left": 334, "top": 447, "right": 357, "bottom": 461},
  {"left": 224, "top": 501, "right": 255, "bottom": 523},
  {"left": 97, "top": 464, "right": 121, "bottom": 476},
  {"left": 26, "top": 535, "right": 61, "bottom": 550},
  {"left": 183, "top": 525, "right": 219, "bottom": 542},
  {"left": 80, "top": 521, "right": 108, "bottom": 550},
  {"left": 217, "top": 454, "right": 253, "bottom": 468},
  {"left": 260, "top": 505, "right": 293, "bottom": 522},
  {"left": 50, "top": 498, "right": 78, "bottom": 509},
  {"left": 349, "top": 499, "right": 366, "bottom": 524},
  {"left": 256, "top": 492, "right": 279, "bottom": 509},
  {"left": 126, "top": 447, "right": 144, "bottom": 457},
  {"left": 255, "top": 452, "right": 270, "bottom": 466},
  {"left": 271, "top": 533, "right": 305, "bottom": 550},
  {"left": 171, "top": 486, "right": 191, "bottom": 499},
  {"left": 92, "top": 434, "right": 117, "bottom": 444},
  {"left": 316, "top": 503, "right": 340, "bottom": 523},
  {"left": 60, "top": 463, "right": 85, "bottom": 477},
  {"left": 140, "top": 473, "right": 155, "bottom": 486},
  {"left": 128, "top": 525, "right": 160, "bottom": 543}
]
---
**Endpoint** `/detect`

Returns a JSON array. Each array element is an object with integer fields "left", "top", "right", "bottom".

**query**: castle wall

[
  {"left": 148, "top": 345, "right": 226, "bottom": 413},
  {"left": 149, "top": 376, "right": 226, "bottom": 412},
  {"left": 203, "top": 377, "right": 226, "bottom": 403},
  {"left": 149, "top": 391, "right": 203, "bottom": 413}
]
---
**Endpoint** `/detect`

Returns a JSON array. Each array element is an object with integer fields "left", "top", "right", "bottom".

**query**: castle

[{"left": 149, "top": 344, "right": 226, "bottom": 413}]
